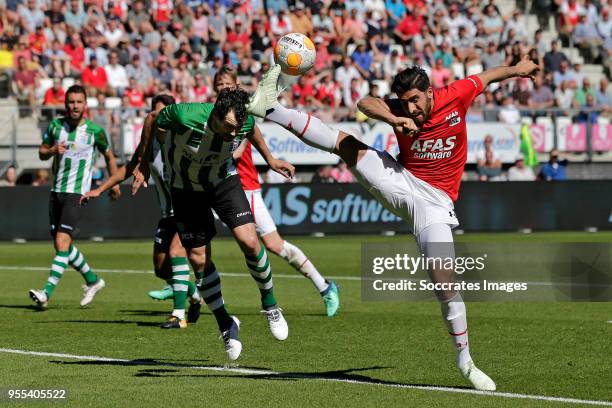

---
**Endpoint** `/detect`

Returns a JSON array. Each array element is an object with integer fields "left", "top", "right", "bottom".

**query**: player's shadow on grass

[
  {"left": 119, "top": 309, "right": 172, "bottom": 317},
  {"left": 50, "top": 359, "right": 273, "bottom": 371},
  {"left": 0, "top": 304, "right": 44, "bottom": 312},
  {"left": 35, "top": 319, "right": 161, "bottom": 327},
  {"left": 132, "top": 366, "right": 471, "bottom": 390}
]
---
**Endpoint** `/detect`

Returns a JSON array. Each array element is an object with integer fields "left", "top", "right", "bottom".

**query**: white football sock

[
  {"left": 280, "top": 240, "right": 329, "bottom": 293},
  {"left": 441, "top": 292, "right": 472, "bottom": 368},
  {"left": 172, "top": 309, "right": 185, "bottom": 320},
  {"left": 266, "top": 103, "right": 338, "bottom": 152}
]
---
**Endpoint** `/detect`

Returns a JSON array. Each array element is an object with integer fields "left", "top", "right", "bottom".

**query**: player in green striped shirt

[
  {"left": 29, "top": 85, "right": 121, "bottom": 310},
  {"left": 132, "top": 88, "right": 295, "bottom": 360}
]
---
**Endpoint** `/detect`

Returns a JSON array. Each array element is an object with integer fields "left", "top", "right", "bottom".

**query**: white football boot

[
  {"left": 459, "top": 360, "right": 496, "bottom": 391},
  {"left": 262, "top": 307, "right": 289, "bottom": 341},
  {"left": 80, "top": 278, "right": 106, "bottom": 307}
]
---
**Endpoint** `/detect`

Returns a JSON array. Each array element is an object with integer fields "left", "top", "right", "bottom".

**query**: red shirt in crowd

[
  {"left": 43, "top": 87, "right": 65, "bottom": 105},
  {"left": 82, "top": 66, "right": 108, "bottom": 89},
  {"left": 124, "top": 87, "right": 145, "bottom": 107},
  {"left": 396, "top": 14, "right": 424, "bottom": 37},
  {"left": 152, "top": 0, "right": 173, "bottom": 23},
  {"left": 28, "top": 32, "right": 47, "bottom": 55},
  {"left": 64, "top": 44, "right": 85, "bottom": 72},
  {"left": 291, "top": 81, "right": 315, "bottom": 106},
  {"left": 389, "top": 75, "right": 484, "bottom": 201},
  {"left": 192, "top": 85, "right": 208, "bottom": 102}
]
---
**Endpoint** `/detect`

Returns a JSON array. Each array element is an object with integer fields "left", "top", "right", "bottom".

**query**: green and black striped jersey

[
  {"left": 42, "top": 117, "right": 110, "bottom": 195},
  {"left": 156, "top": 103, "right": 255, "bottom": 191}
]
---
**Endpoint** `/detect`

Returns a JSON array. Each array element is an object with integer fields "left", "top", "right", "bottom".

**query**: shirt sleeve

[
  {"left": 156, "top": 104, "right": 180, "bottom": 131},
  {"left": 41, "top": 122, "right": 54, "bottom": 145},
  {"left": 94, "top": 127, "right": 110, "bottom": 153},
  {"left": 448, "top": 75, "right": 484, "bottom": 110}
]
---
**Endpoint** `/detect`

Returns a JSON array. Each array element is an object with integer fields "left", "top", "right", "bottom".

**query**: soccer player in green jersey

[
  {"left": 29, "top": 85, "right": 121, "bottom": 309},
  {"left": 132, "top": 88, "right": 295, "bottom": 360},
  {"left": 86, "top": 94, "right": 207, "bottom": 329},
  {"left": 213, "top": 66, "right": 340, "bottom": 317}
]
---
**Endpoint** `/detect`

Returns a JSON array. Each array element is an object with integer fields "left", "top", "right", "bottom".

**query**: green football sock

[
  {"left": 171, "top": 257, "right": 190, "bottom": 320},
  {"left": 246, "top": 246, "right": 277, "bottom": 309},
  {"left": 44, "top": 250, "right": 70, "bottom": 298},
  {"left": 68, "top": 245, "right": 98, "bottom": 285}
]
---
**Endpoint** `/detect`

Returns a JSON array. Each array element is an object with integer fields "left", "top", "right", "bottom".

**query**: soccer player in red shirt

[
  {"left": 214, "top": 66, "right": 340, "bottom": 317},
  {"left": 247, "top": 55, "right": 539, "bottom": 390}
]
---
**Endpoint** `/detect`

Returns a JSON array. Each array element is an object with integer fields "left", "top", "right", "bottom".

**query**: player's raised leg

[{"left": 417, "top": 223, "right": 496, "bottom": 391}]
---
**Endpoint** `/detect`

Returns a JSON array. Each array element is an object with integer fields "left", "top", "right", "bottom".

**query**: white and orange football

[{"left": 273, "top": 32, "right": 316, "bottom": 76}]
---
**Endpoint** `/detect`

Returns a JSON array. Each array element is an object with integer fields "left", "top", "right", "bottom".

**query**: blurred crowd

[{"left": 0, "top": 0, "right": 609, "bottom": 124}]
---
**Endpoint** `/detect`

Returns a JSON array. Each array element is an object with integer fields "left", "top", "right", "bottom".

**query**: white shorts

[
  {"left": 244, "top": 189, "right": 277, "bottom": 237},
  {"left": 351, "top": 148, "right": 459, "bottom": 236}
]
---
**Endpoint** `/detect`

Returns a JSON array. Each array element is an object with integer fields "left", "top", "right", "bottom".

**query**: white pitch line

[
  {"left": 1, "top": 348, "right": 611, "bottom": 406},
  {"left": 0, "top": 265, "right": 361, "bottom": 281}
]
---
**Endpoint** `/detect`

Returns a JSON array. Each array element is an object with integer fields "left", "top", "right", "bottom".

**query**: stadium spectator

[
  {"left": 104, "top": 17, "right": 125, "bottom": 49},
  {"left": 573, "top": 14, "right": 603, "bottom": 63},
  {"left": 482, "top": 4, "right": 504, "bottom": 43},
  {"left": 558, "top": 0, "right": 585, "bottom": 41},
  {"left": 43, "top": 78, "right": 65, "bottom": 107},
  {"left": 330, "top": 161, "right": 354, "bottom": 183},
  {"left": 64, "top": 33, "right": 86, "bottom": 76},
  {"left": 335, "top": 56, "right": 362, "bottom": 103},
  {"left": 127, "top": 0, "right": 149, "bottom": 34},
  {"left": 311, "top": 165, "right": 336, "bottom": 183},
  {"left": 553, "top": 60, "right": 575, "bottom": 87},
  {"left": 0, "top": 165, "right": 17, "bottom": 187},
  {"left": 476, "top": 135, "right": 501, "bottom": 168},
  {"left": 81, "top": 56, "right": 110, "bottom": 97},
  {"left": 498, "top": 96, "right": 521, "bottom": 124},
  {"left": 507, "top": 155, "right": 536, "bottom": 181},
  {"left": 290, "top": 3, "right": 314, "bottom": 36},
  {"left": 539, "top": 149, "right": 568, "bottom": 181},
  {"left": 573, "top": 78, "right": 597, "bottom": 108},
  {"left": 597, "top": 9, "right": 611, "bottom": 41},
  {"left": 124, "top": 77, "right": 145, "bottom": 108},
  {"left": 477, "top": 150, "right": 503, "bottom": 181},
  {"left": 13, "top": 55, "right": 39, "bottom": 117},
  {"left": 481, "top": 41, "right": 503, "bottom": 70},
  {"left": 543, "top": 40, "right": 568, "bottom": 73},
  {"left": 352, "top": 41, "right": 372, "bottom": 78},
  {"left": 191, "top": 73, "right": 208, "bottom": 103},
  {"left": 555, "top": 79, "right": 576, "bottom": 112},
  {"left": 31, "top": 168, "right": 49, "bottom": 186},
  {"left": 576, "top": 94, "right": 600, "bottom": 123},
  {"left": 126, "top": 55, "right": 153, "bottom": 94},
  {"left": 65, "top": 0, "right": 87, "bottom": 30},
  {"left": 18, "top": 0, "right": 44, "bottom": 33},
  {"left": 596, "top": 78, "right": 612, "bottom": 113},
  {"left": 431, "top": 58, "right": 452, "bottom": 89},
  {"left": 529, "top": 74, "right": 555, "bottom": 116},
  {"left": 105, "top": 51, "right": 129, "bottom": 96},
  {"left": 44, "top": 40, "right": 70, "bottom": 79},
  {"left": 153, "top": 56, "right": 173, "bottom": 90}
]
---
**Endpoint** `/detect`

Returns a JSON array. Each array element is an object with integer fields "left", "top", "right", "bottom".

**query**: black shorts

[
  {"left": 154, "top": 216, "right": 178, "bottom": 251},
  {"left": 172, "top": 175, "right": 254, "bottom": 249},
  {"left": 49, "top": 192, "right": 82, "bottom": 237}
]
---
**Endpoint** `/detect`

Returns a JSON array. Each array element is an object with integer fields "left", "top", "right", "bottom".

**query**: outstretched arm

[
  {"left": 247, "top": 125, "right": 295, "bottom": 180},
  {"left": 357, "top": 97, "right": 419, "bottom": 137},
  {"left": 476, "top": 53, "right": 539, "bottom": 88}
]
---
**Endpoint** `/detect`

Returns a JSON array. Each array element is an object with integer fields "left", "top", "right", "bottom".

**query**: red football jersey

[
  {"left": 237, "top": 141, "right": 261, "bottom": 190},
  {"left": 391, "top": 75, "right": 483, "bottom": 201}
]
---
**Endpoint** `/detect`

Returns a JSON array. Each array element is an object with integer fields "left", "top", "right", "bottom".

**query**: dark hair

[
  {"left": 213, "top": 65, "right": 238, "bottom": 86},
  {"left": 391, "top": 66, "right": 430, "bottom": 95},
  {"left": 151, "top": 93, "right": 176, "bottom": 109},
  {"left": 212, "top": 88, "right": 250, "bottom": 127},
  {"left": 66, "top": 84, "right": 87, "bottom": 99}
]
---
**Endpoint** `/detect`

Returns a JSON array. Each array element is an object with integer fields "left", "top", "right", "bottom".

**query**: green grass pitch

[{"left": 0, "top": 233, "right": 611, "bottom": 407}]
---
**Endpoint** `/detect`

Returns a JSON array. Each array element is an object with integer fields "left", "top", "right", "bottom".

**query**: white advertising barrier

[{"left": 254, "top": 121, "right": 523, "bottom": 164}]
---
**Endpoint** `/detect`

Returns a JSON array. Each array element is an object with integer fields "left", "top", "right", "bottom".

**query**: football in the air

[{"left": 273, "top": 32, "right": 316, "bottom": 76}]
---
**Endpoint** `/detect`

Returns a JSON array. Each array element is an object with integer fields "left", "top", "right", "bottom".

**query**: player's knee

[
  {"left": 54, "top": 234, "right": 71, "bottom": 252},
  {"left": 187, "top": 251, "right": 206, "bottom": 271},
  {"left": 264, "top": 239, "right": 284, "bottom": 256},
  {"left": 239, "top": 235, "right": 260, "bottom": 257}
]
